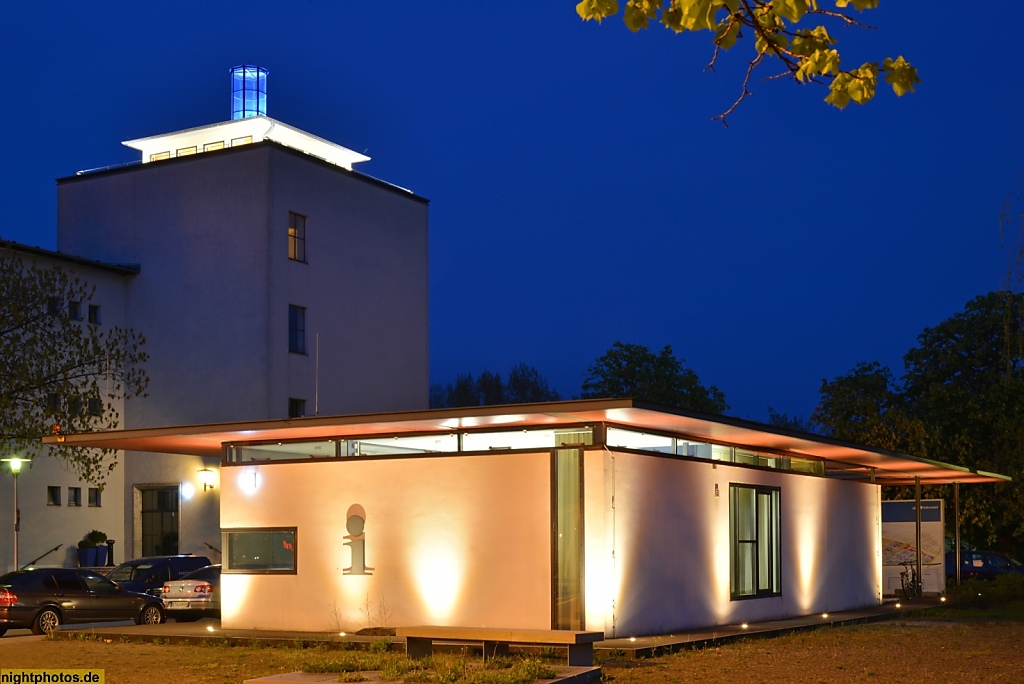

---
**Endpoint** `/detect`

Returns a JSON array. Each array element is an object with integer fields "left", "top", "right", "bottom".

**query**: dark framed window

[
  {"left": 288, "top": 398, "right": 306, "bottom": 419},
  {"left": 288, "top": 305, "right": 307, "bottom": 355},
  {"left": 68, "top": 487, "right": 82, "bottom": 507},
  {"left": 46, "top": 393, "right": 61, "bottom": 415},
  {"left": 47, "top": 297, "right": 61, "bottom": 317},
  {"left": 87, "top": 397, "right": 103, "bottom": 417},
  {"left": 47, "top": 486, "right": 61, "bottom": 506},
  {"left": 730, "top": 483, "right": 781, "bottom": 599},
  {"left": 288, "top": 212, "right": 306, "bottom": 263},
  {"left": 88, "top": 304, "right": 101, "bottom": 325},
  {"left": 224, "top": 528, "right": 297, "bottom": 574},
  {"left": 68, "top": 301, "right": 82, "bottom": 321},
  {"left": 88, "top": 487, "right": 102, "bottom": 507}
]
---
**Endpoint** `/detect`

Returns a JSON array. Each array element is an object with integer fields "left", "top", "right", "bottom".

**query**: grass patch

[{"left": 300, "top": 651, "right": 555, "bottom": 683}]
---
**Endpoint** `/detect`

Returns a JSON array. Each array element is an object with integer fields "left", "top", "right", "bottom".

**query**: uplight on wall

[{"left": 197, "top": 468, "right": 216, "bottom": 492}]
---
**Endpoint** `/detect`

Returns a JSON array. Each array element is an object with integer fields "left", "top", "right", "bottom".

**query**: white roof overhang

[{"left": 42, "top": 399, "right": 1009, "bottom": 487}]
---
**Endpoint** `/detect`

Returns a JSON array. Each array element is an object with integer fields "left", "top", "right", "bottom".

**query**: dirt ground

[{"left": 2, "top": 619, "right": 1022, "bottom": 684}]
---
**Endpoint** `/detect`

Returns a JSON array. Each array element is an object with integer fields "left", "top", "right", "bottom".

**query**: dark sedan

[{"left": 0, "top": 568, "right": 164, "bottom": 636}]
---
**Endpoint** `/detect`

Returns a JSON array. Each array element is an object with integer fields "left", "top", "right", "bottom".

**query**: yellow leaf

[{"left": 577, "top": 0, "right": 620, "bottom": 22}]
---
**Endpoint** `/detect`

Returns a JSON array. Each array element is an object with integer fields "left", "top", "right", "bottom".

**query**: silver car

[{"left": 161, "top": 564, "right": 220, "bottom": 622}]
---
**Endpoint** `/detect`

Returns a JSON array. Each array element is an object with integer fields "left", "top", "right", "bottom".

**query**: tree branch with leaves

[
  {"left": 576, "top": 0, "right": 919, "bottom": 124},
  {"left": 0, "top": 253, "right": 149, "bottom": 486}
]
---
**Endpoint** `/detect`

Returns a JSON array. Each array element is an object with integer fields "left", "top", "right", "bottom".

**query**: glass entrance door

[{"left": 141, "top": 486, "right": 179, "bottom": 556}]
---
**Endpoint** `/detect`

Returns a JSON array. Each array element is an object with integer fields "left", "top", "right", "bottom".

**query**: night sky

[{"left": 2, "top": 2, "right": 1019, "bottom": 422}]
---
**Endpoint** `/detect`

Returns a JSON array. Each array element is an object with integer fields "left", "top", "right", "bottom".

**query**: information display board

[{"left": 881, "top": 499, "right": 945, "bottom": 595}]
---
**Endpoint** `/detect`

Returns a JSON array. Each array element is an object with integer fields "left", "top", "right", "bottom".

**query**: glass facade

[
  {"left": 230, "top": 65, "right": 268, "bottom": 120},
  {"left": 606, "top": 426, "right": 823, "bottom": 476}
]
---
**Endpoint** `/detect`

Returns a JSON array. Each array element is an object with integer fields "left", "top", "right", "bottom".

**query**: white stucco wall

[
  {"left": 584, "top": 449, "right": 881, "bottom": 637},
  {"left": 0, "top": 449, "right": 126, "bottom": 573},
  {"left": 0, "top": 248, "right": 131, "bottom": 571},
  {"left": 220, "top": 452, "right": 551, "bottom": 632},
  {"left": 56, "top": 142, "right": 429, "bottom": 426},
  {"left": 53, "top": 139, "right": 430, "bottom": 562}
]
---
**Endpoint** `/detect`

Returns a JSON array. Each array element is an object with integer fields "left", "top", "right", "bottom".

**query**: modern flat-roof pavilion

[{"left": 46, "top": 399, "right": 1008, "bottom": 636}]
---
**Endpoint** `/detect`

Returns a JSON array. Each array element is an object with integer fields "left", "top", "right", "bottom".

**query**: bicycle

[{"left": 899, "top": 561, "right": 921, "bottom": 600}]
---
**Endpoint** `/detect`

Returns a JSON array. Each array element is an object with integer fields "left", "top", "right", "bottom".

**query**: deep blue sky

[{"left": 2, "top": 2, "right": 1019, "bottom": 422}]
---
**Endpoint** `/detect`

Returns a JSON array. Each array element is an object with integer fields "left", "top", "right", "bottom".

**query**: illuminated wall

[
  {"left": 56, "top": 140, "right": 429, "bottom": 559},
  {"left": 583, "top": 449, "right": 881, "bottom": 637},
  {"left": 220, "top": 452, "right": 552, "bottom": 632}
]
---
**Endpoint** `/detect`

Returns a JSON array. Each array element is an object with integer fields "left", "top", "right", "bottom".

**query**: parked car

[
  {"left": 106, "top": 555, "right": 212, "bottom": 597},
  {"left": 0, "top": 567, "right": 163, "bottom": 636},
  {"left": 946, "top": 551, "right": 1024, "bottom": 581},
  {"left": 161, "top": 564, "right": 220, "bottom": 622}
]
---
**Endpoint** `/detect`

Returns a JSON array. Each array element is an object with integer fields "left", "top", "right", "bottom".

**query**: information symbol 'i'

[{"left": 343, "top": 503, "right": 374, "bottom": 575}]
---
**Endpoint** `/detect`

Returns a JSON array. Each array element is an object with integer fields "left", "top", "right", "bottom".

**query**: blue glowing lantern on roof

[{"left": 230, "top": 65, "right": 268, "bottom": 120}]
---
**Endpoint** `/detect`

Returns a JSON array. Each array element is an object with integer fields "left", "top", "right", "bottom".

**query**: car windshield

[{"left": 109, "top": 563, "right": 155, "bottom": 582}]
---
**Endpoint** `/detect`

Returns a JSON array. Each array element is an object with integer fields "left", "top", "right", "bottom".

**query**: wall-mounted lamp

[{"left": 197, "top": 468, "right": 216, "bottom": 492}]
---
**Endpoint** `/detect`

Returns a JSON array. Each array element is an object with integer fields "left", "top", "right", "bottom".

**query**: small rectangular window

[
  {"left": 203, "top": 141, "right": 225, "bottom": 152},
  {"left": 176, "top": 146, "right": 197, "bottom": 156},
  {"left": 47, "top": 297, "right": 61, "bottom": 317},
  {"left": 288, "top": 212, "right": 306, "bottom": 263},
  {"left": 224, "top": 528, "right": 297, "bottom": 574},
  {"left": 231, "top": 136, "right": 253, "bottom": 147},
  {"left": 68, "top": 301, "right": 82, "bottom": 321},
  {"left": 88, "top": 487, "right": 102, "bottom": 507},
  {"left": 88, "top": 304, "right": 101, "bottom": 325},
  {"left": 288, "top": 305, "right": 307, "bottom": 355},
  {"left": 150, "top": 151, "right": 171, "bottom": 161},
  {"left": 46, "top": 393, "right": 61, "bottom": 415},
  {"left": 68, "top": 487, "right": 82, "bottom": 507},
  {"left": 288, "top": 398, "right": 306, "bottom": 419},
  {"left": 730, "top": 484, "right": 781, "bottom": 599},
  {"left": 87, "top": 397, "right": 103, "bottom": 417},
  {"left": 68, "top": 397, "right": 82, "bottom": 415},
  {"left": 47, "top": 486, "right": 61, "bottom": 506}
]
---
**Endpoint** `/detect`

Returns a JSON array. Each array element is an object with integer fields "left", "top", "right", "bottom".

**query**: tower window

[
  {"left": 288, "top": 212, "right": 306, "bottom": 263},
  {"left": 288, "top": 305, "right": 307, "bottom": 355}
]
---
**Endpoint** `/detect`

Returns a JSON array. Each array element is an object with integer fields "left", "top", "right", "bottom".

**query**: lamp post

[{"left": 2, "top": 457, "right": 27, "bottom": 571}]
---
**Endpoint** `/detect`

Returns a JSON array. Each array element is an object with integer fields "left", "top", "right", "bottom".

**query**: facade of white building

[
  {"left": 1, "top": 102, "right": 430, "bottom": 573},
  {"left": 45, "top": 399, "right": 1007, "bottom": 636}
]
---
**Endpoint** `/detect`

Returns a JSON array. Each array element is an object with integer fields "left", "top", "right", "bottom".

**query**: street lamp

[{"left": 2, "top": 457, "right": 29, "bottom": 571}]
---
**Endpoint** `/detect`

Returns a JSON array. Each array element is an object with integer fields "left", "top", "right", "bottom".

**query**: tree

[
  {"left": 576, "top": 1, "right": 919, "bottom": 124},
  {"left": 580, "top": 341, "right": 727, "bottom": 413},
  {"left": 0, "top": 254, "right": 149, "bottom": 486},
  {"left": 811, "top": 361, "right": 928, "bottom": 455},
  {"left": 430, "top": 363, "right": 561, "bottom": 408},
  {"left": 766, "top": 406, "right": 813, "bottom": 433},
  {"left": 900, "top": 291, "right": 1024, "bottom": 555},
  {"left": 811, "top": 292, "right": 1024, "bottom": 557}
]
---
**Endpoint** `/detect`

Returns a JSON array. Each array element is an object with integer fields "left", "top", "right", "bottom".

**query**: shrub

[{"left": 946, "top": 574, "right": 1024, "bottom": 608}]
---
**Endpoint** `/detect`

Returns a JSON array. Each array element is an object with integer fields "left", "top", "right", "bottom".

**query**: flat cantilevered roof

[{"left": 42, "top": 399, "right": 1009, "bottom": 486}]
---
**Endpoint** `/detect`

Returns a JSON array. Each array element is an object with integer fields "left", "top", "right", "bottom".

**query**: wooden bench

[{"left": 395, "top": 626, "right": 604, "bottom": 667}]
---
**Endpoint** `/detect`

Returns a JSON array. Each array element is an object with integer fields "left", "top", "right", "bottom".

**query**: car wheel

[
  {"left": 32, "top": 608, "right": 61, "bottom": 635},
  {"left": 138, "top": 604, "right": 163, "bottom": 625}
]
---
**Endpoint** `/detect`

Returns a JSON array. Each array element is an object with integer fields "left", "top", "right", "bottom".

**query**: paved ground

[{"left": 49, "top": 595, "right": 944, "bottom": 658}]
